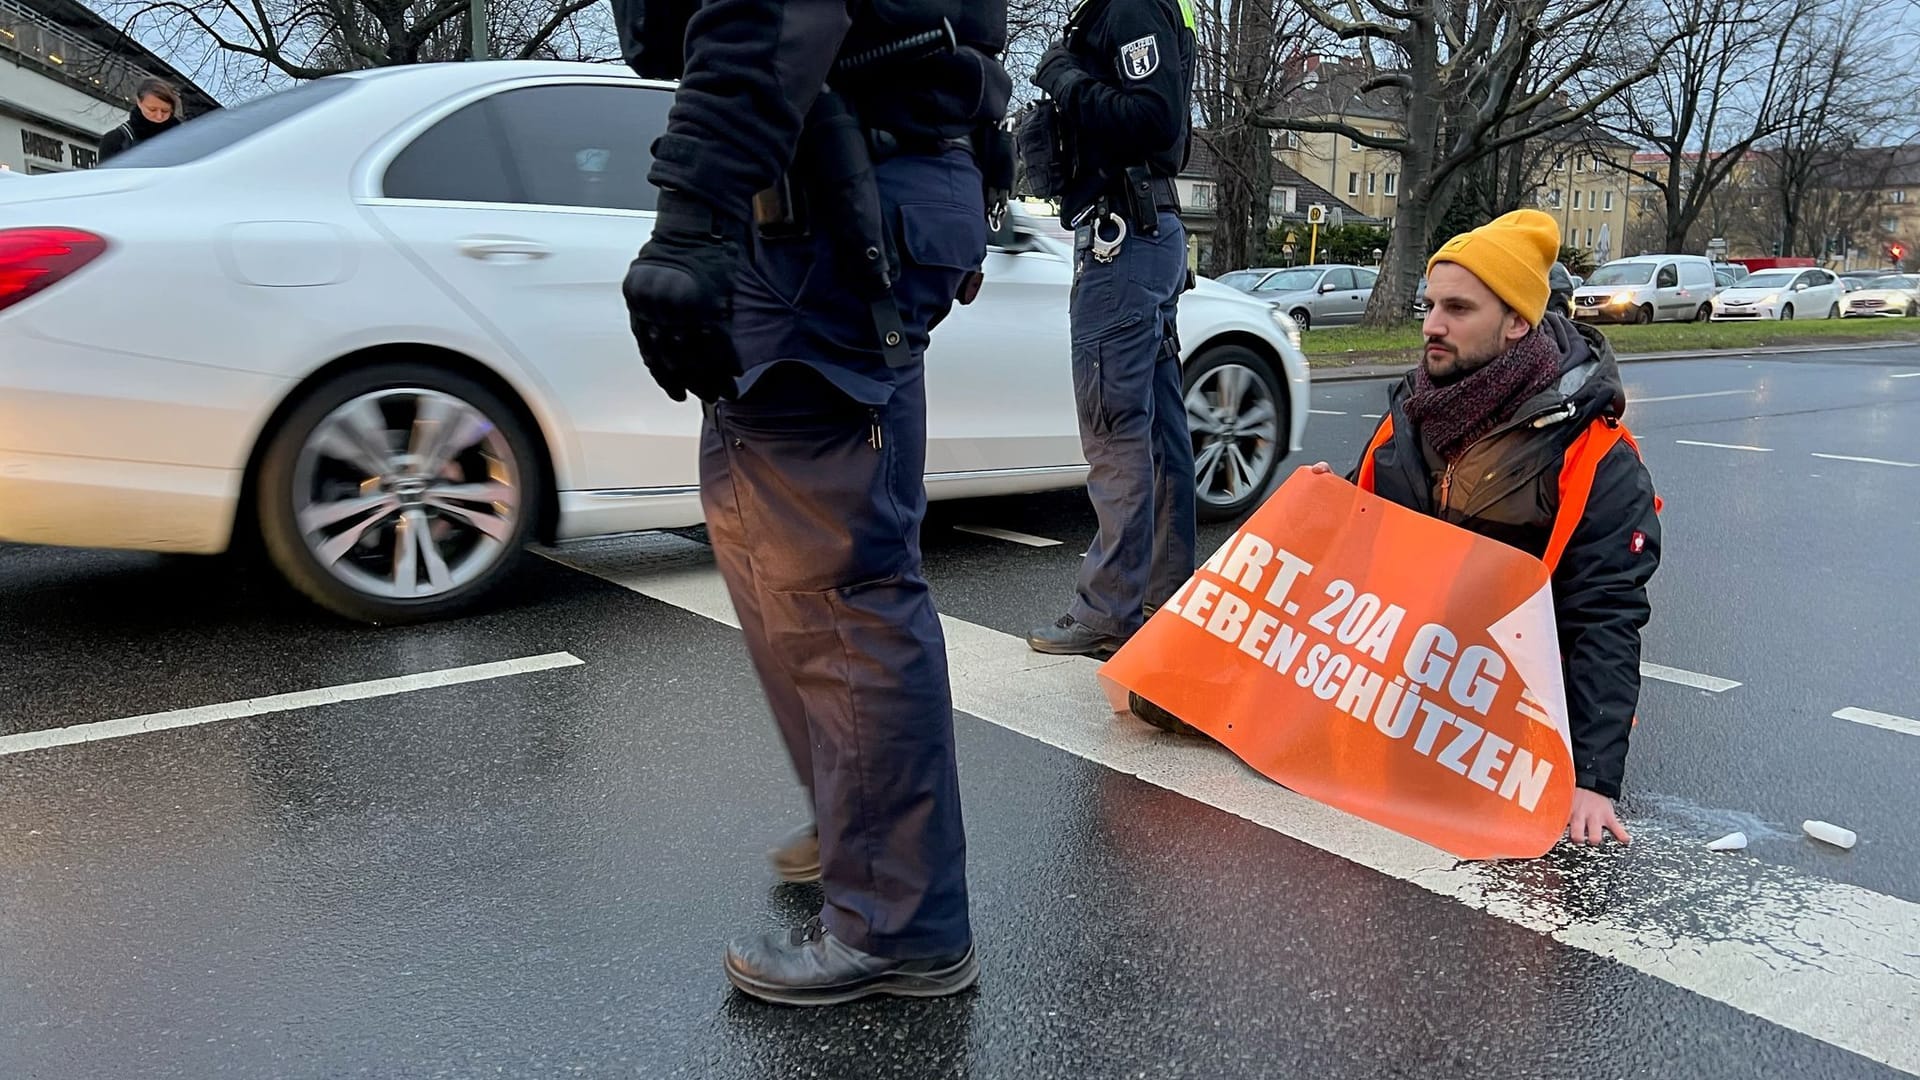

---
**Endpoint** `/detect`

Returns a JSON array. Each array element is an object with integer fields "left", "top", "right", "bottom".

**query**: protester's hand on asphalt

[
  {"left": 1566, "top": 788, "right": 1631, "bottom": 846},
  {"left": 1309, "top": 461, "right": 1332, "bottom": 475}
]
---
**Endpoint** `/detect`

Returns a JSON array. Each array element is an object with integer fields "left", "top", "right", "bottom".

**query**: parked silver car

[{"left": 1219, "top": 264, "right": 1377, "bottom": 330}]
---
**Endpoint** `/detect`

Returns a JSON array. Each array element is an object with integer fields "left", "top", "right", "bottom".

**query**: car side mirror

[
  {"left": 1794, "top": 282, "right": 1808, "bottom": 291},
  {"left": 1319, "top": 282, "right": 1338, "bottom": 294}
]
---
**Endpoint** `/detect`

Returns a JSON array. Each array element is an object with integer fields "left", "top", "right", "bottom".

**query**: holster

[
  {"left": 757, "top": 90, "right": 911, "bottom": 368},
  {"left": 1016, "top": 103, "right": 1069, "bottom": 201},
  {"left": 973, "top": 119, "right": 1014, "bottom": 230},
  {"left": 1119, "top": 165, "right": 1158, "bottom": 238}
]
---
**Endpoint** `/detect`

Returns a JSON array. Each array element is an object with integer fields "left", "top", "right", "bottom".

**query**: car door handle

[{"left": 459, "top": 236, "right": 550, "bottom": 260}]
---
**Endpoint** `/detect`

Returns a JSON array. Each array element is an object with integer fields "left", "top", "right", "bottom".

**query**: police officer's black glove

[
  {"left": 622, "top": 189, "right": 747, "bottom": 403},
  {"left": 1033, "top": 45, "right": 1091, "bottom": 101}
]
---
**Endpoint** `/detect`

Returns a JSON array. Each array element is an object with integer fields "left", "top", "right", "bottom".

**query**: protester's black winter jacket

[{"left": 1353, "top": 314, "right": 1661, "bottom": 798}]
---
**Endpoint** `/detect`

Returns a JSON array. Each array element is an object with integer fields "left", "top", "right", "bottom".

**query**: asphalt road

[{"left": 2, "top": 345, "right": 1917, "bottom": 1079}]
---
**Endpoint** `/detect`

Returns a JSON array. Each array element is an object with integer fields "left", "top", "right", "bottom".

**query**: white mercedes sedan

[{"left": 0, "top": 61, "right": 1309, "bottom": 624}]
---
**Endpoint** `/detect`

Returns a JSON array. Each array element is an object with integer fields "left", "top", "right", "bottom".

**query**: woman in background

[{"left": 98, "top": 79, "right": 183, "bottom": 162}]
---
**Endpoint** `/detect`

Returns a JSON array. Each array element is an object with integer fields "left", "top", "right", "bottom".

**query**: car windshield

[
  {"left": 1741, "top": 271, "right": 1798, "bottom": 288},
  {"left": 100, "top": 78, "right": 357, "bottom": 168},
  {"left": 1255, "top": 269, "right": 1325, "bottom": 293},
  {"left": 1217, "top": 271, "right": 1263, "bottom": 290},
  {"left": 1866, "top": 275, "right": 1920, "bottom": 290},
  {"left": 1586, "top": 264, "right": 1655, "bottom": 285}
]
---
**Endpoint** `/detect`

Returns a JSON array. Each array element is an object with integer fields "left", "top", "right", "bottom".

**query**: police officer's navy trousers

[
  {"left": 697, "top": 148, "right": 983, "bottom": 960},
  {"left": 1067, "top": 210, "right": 1197, "bottom": 639}
]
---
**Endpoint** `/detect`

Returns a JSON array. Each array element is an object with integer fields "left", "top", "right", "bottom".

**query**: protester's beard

[{"left": 1422, "top": 330, "right": 1503, "bottom": 384}]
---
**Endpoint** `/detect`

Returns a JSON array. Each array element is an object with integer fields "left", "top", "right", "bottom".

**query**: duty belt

[
  {"left": 1104, "top": 174, "right": 1179, "bottom": 211},
  {"left": 868, "top": 130, "right": 975, "bottom": 162}
]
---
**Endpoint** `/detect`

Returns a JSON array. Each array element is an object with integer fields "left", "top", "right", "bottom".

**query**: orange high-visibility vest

[{"left": 1355, "top": 414, "right": 1660, "bottom": 575}]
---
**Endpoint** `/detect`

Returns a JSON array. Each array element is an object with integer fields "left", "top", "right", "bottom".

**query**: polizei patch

[{"left": 1120, "top": 35, "right": 1160, "bottom": 79}]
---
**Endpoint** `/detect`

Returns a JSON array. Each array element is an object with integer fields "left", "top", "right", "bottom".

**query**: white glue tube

[{"left": 1803, "top": 820, "right": 1858, "bottom": 850}]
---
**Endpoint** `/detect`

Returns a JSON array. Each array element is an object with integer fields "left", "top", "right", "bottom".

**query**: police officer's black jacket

[
  {"left": 1055, "top": 0, "right": 1194, "bottom": 182},
  {"left": 1354, "top": 314, "right": 1662, "bottom": 799},
  {"left": 640, "top": 0, "right": 1010, "bottom": 221}
]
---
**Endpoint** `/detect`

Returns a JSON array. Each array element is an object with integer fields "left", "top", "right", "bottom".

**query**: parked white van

[{"left": 1571, "top": 255, "right": 1720, "bottom": 324}]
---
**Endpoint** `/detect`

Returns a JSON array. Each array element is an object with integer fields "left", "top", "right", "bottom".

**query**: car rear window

[{"left": 99, "top": 78, "right": 357, "bottom": 168}]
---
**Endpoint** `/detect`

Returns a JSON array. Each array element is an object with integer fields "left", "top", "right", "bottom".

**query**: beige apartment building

[{"left": 1272, "top": 56, "right": 1632, "bottom": 261}]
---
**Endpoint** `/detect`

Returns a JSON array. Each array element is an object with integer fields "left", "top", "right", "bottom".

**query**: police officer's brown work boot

[{"left": 769, "top": 823, "right": 820, "bottom": 883}]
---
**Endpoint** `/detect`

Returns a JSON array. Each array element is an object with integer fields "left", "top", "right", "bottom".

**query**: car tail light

[{"left": 0, "top": 228, "right": 107, "bottom": 314}]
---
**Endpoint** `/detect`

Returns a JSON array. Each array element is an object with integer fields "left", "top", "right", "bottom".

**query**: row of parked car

[
  {"left": 1572, "top": 256, "right": 1920, "bottom": 324},
  {"left": 1220, "top": 253, "right": 1919, "bottom": 327}
]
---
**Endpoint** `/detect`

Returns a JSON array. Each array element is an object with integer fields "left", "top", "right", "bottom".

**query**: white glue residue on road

[
  {"left": 550, "top": 534, "right": 1919, "bottom": 1077},
  {"left": 0, "top": 653, "right": 585, "bottom": 758},
  {"left": 1834, "top": 707, "right": 1920, "bottom": 739}
]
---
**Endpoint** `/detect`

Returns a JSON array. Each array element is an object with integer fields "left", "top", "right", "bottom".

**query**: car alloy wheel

[
  {"left": 1184, "top": 345, "right": 1285, "bottom": 522},
  {"left": 258, "top": 365, "right": 540, "bottom": 624}
]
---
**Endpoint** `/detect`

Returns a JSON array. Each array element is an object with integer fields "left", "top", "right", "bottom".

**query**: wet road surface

[{"left": 3, "top": 347, "right": 1918, "bottom": 1078}]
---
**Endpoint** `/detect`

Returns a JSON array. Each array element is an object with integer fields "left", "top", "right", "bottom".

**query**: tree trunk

[
  {"left": 1367, "top": 193, "right": 1430, "bottom": 327},
  {"left": 1662, "top": 173, "right": 1692, "bottom": 254},
  {"left": 1360, "top": 25, "right": 1439, "bottom": 328},
  {"left": 1207, "top": 127, "right": 1257, "bottom": 276}
]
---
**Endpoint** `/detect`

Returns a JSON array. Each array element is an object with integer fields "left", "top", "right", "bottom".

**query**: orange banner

[{"left": 1100, "top": 468, "right": 1575, "bottom": 859}]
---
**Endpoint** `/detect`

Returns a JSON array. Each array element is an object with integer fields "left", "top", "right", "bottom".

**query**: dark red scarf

[{"left": 1405, "top": 325, "right": 1563, "bottom": 461}]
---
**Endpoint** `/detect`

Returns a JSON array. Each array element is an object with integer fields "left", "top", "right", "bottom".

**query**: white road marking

[
  {"left": 953, "top": 525, "right": 1063, "bottom": 548},
  {"left": 1676, "top": 439, "right": 1773, "bottom": 453},
  {"left": 1309, "top": 409, "right": 1347, "bottom": 416},
  {"left": 1835, "top": 707, "right": 1920, "bottom": 739},
  {"left": 1361, "top": 413, "right": 1383, "bottom": 419},
  {"left": 1890, "top": 372, "right": 1920, "bottom": 379},
  {"left": 1633, "top": 389, "right": 1751, "bottom": 403},
  {"left": 551, "top": 536, "right": 1919, "bottom": 1074},
  {"left": 0, "top": 652, "right": 585, "bottom": 758},
  {"left": 1811, "top": 453, "right": 1920, "bottom": 468},
  {"left": 1641, "top": 662, "right": 1742, "bottom": 693}
]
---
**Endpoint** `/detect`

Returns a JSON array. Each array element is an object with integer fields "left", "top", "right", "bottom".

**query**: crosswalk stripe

[{"left": 545, "top": 535, "right": 1920, "bottom": 1075}]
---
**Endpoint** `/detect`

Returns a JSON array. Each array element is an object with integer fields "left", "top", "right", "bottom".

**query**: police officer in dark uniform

[
  {"left": 1022, "top": 0, "right": 1200, "bottom": 658},
  {"left": 613, "top": 0, "right": 1011, "bottom": 1005}
]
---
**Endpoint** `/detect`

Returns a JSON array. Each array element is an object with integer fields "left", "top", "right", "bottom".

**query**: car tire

[
  {"left": 1781, "top": 304, "right": 1794, "bottom": 321},
  {"left": 1183, "top": 343, "right": 1288, "bottom": 523},
  {"left": 1694, "top": 303, "right": 1711, "bottom": 322},
  {"left": 1289, "top": 307, "right": 1311, "bottom": 332},
  {"left": 1636, "top": 304, "right": 1654, "bottom": 325},
  {"left": 1827, "top": 303, "right": 1840, "bottom": 319},
  {"left": 256, "top": 363, "right": 543, "bottom": 625}
]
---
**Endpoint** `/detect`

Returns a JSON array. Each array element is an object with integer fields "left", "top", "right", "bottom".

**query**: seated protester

[{"left": 1137, "top": 210, "right": 1661, "bottom": 849}]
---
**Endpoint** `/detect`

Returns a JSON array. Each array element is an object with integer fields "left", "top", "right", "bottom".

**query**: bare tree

[
  {"left": 1760, "top": 4, "right": 1912, "bottom": 259},
  {"left": 99, "top": 0, "right": 613, "bottom": 95},
  {"left": 1601, "top": 0, "right": 1819, "bottom": 255},
  {"left": 1253, "top": 0, "right": 1686, "bottom": 326},
  {"left": 1188, "top": 0, "right": 1321, "bottom": 275}
]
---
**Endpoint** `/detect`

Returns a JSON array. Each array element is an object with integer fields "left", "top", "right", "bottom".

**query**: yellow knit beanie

[{"left": 1426, "top": 209, "right": 1562, "bottom": 325}]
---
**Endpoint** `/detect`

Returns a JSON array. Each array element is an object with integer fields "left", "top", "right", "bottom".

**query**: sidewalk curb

[{"left": 1308, "top": 338, "right": 1920, "bottom": 382}]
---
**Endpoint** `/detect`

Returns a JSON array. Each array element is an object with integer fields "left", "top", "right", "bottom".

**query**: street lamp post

[{"left": 471, "top": 0, "right": 488, "bottom": 60}]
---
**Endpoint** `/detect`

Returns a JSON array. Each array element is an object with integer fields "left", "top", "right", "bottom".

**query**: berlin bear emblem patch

[{"left": 1120, "top": 35, "right": 1160, "bottom": 80}]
